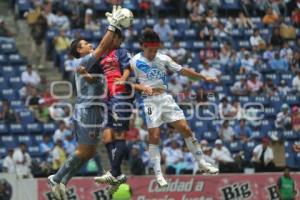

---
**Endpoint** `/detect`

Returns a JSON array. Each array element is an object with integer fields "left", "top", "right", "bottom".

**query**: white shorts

[{"left": 142, "top": 93, "right": 185, "bottom": 128}]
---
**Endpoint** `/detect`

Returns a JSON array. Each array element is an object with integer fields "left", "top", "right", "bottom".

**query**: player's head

[
  {"left": 70, "top": 38, "right": 93, "bottom": 58},
  {"left": 112, "top": 29, "right": 124, "bottom": 49},
  {"left": 140, "top": 29, "right": 160, "bottom": 61}
]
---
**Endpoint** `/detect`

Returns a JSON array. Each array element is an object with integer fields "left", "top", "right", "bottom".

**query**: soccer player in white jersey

[{"left": 130, "top": 30, "right": 219, "bottom": 187}]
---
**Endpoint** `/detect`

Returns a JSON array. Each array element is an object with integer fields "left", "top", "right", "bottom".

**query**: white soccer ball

[{"left": 119, "top": 8, "right": 134, "bottom": 28}]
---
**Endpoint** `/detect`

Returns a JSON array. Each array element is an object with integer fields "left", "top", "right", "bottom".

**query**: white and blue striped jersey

[{"left": 130, "top": 52, "right": 182, "bottom": 89}]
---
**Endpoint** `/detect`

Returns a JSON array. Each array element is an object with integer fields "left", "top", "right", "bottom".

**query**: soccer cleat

[
  {"left": 59, "top": 183, "right": 68, "bottom": 200},
  {"left": 48, "top": 175, "right": 61, "bottom": 200},
  {"left": 198, "top": 160, "right": 219, "bottom": 174},
  {"left": 116, "top": 174, "right": 127, "bottom": 184},
  {"left": 94, "top": 171, "right": 118, "bottom": 185},
  {"left": 107, "top": 174, "right": 127, "bottom": 195},
  {"left": 156, "top": 176, "right": 168, "bottom": 188}
]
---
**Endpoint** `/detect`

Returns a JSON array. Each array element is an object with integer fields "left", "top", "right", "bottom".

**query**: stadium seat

[
  {"left": 8, "top": 54, "right": 25, "bottom": 65},
  {"left": 16, "top": 135, "right": 32, "bottom": 146},
  {"left": 295, "top": 153, "right": 300, "bottom": 169},
  {"left": 33, "top": 135, "right": 43, "bottom": 144},
  {"left": 0, "top": 54, "right": 7, "bottom": 64},
  {"left": 0, "top": 43, "right": 17, "bottom": 54},
  {"left": 9, "top": 77, "right": 23, "bottom": 89},
  {"left": 184, "top": 29, "right": 197, "bottom": 39},
  {"left": 251, "top": 131, "right": 266, "bottom": 141},
  {"left": 264, "top": 107, "right": 276, "bottom": 118},
  {"left": 10, "top": 100, "right": 25, "bottom": 111},
  {"left": 243, "top": 141, "right": 257, "bottom": 161},
  {"left": 0, "top": 135, "right": 16, "bottom": 148},
  {"left": 0, "top": 77, "right": 8, "bottom": 90},
  {"left": 201, "top": 131, "right": 218, "bottom": 142},
  {"left": 15, "top": 65, "right": 27, "bottom": 76},
  {"left": 269, "top": 96, "right": 282, "bottom": 112},
  {"left": 285, "top": 95, "right": 298, "bottom": 105},
  {"left": 19, "top": 111, "right": 35, "bottom": 124},
  {"left": 282, "top": 131, "right": 299, "bottom": 141},
  {"left": 26, "top": 123, "right": 42, "bottom": 134},
  {"left": 254, "top": 96, "right": 269, "bottom": 106},
  {"left": 0, "top": 147, "right": 6, "bottom": 158},
  {"left": 9, "top": 123, "right": 24, "bottom": 134},
  {"left": 94, "top": 0, "right": 109, "bottom": 11},
  {"left": 1, "top": 66, "right": 16, "bottom": 78},
  {"left": 0, "top": 124, "right": 8, "bottom": 134},
  {"left": 221, "top": 0, "right": 241, "bottom": 9},
  {"left": 43, "top": 123, "right": 57, "bottom": 134},
  {"left": 285, "top": 151, "right": 297, "bottom": 169},
  {"left": 28, "top": 146, "right": 41, "bottom": 157},
  {"left": 228, "top": 141, "right": 243, "bottom": 153},
  {"left": 1, "top": 89, "right": 17, "bottom": 101}
]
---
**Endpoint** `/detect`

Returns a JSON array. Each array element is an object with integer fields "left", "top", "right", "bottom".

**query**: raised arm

[{"left": 180, "top": 67, "right": 219, "bottom": 83}]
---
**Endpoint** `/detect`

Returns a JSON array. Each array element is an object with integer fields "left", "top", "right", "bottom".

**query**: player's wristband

[{"left": 108, "top": 25, "right": 117, "bottom": 32}]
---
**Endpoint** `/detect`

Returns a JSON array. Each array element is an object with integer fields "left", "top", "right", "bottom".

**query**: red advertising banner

[{"left": 37, "top": 173, "right": 300, "bottom": 200}]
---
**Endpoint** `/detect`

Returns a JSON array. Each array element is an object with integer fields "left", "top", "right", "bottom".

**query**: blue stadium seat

[
  {"left": 43, "top": 123, "right": 57, "bottom": 134},
  {"left": 184, "top": 29, "right": 197, "bottom": 39},
  {"left": 0, "top": 147, "right": 6, "bottom": 158},
  {"left": 254, "top": 96, "right": 269, "bottom": 106},
  {"left": 9, "top": 124, "right": 24, "bottom": 134},
  {"left": 16, "top": 65, "right": 27, "bottom": 76},
  {"left": 146, "top": 18, "right": 155, "bottom": 26},
  {"left": 33, "top": 135, "right": 43, "bottom": 144},
  {"left": 10, "top": 100, "right": 25, "bottom": 111},
  {"left": 221, "top": 0, "right": 241, "bottom": 9},
  {"left": 0, "top": 135, "right": 16, "bottom": 148},
  {"left": 9, "top": 77, "right": 23, "bottom": 89},
  {"left": 231, "top": 29, "right": 243, "bottom": 39},
  {"left": 228, "top": 141, "right": 243, "bottom": 153},
  {"left": 16, "top": 135, "right": 32, "bottom": 146},
  {"left": 8, "top": 54, "right": 25, "bottom": 65},
  {"left": 264, "top": 107, "right": 276, "bottom": 118},
  {"left": 243, "top": 141, "right": 257, "bottom": 161},
  {"left": 281, "top": 73, "right": 293, "bottom": 86},
  {"left": 26, "top": 123, "right": 42, "bottom": 134},
  {"left": 192, "top": 41, "right": 205, "bottom": 51},
  {"left": 295, "top": 153, "right": 300, "bottom": 169},
  {"left": 0, "top": 77, "right": 8, "bottom": 90},
  {"left": 282, "top": 131, "right": 299, "bottom": 141},
  {"left": 94, "top": 0, "right": 108, "bottom": 11},
  {"left": 265, "top": 74, "right": 280, "bottom": 85},
  {"left": 92, "top": 30, "right": 104, "bottom": 41},
  {"left": 251, "top": 131, "right": 266, "bottom": 141},
  {"left": 285, "top": 95, "right": 298, "bottom": 105},
  {"left": 0, "top": 124, "right": 8, "bottom": 134},
  {"left": 19, "top": 111, "right": 35, "bottom": 124},
  {"left": 1, "top": 89, "right": 17, "bottom": 101},
  {"left": 175, "top": 18, "right": 189, "bottom": 32},
  {"left": 221, "top": 75, "right": 233, "bottom": 85},
  {"left": 285, "top": 151, "right": 297, "bottom": 169},
  {"left": 0, "top": 54, "right": 7, "bottom": 64},
  {"left": 238, "top": 40, "right": 250, "bottom": 49},
  {"left": 28, "top": 146, "right": 41, "bottom": 157},
  {"left": 1, "top": 66, "right": 16, "bottom": 78},
  {"left": 201, "top": 131, "right": 218, "bottom": 142},
  {"left": 1, "top": 43, "right": 17, "bottom": 54},
  {"left": 269, "top": 96, "right": 282, "bottom": 112}
]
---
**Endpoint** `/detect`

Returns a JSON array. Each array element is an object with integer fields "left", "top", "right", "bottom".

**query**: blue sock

[
  {"left": 105, "top": 142, "right": 114, "bottom": 168},
  {"left": 53, "top": 153, "right": 83, "bottom": 183},
  {"left": 111, "top": 140, "right": 127, "bottom": 177},
  {"left": 61, "top": 159, "right": 85, "bottom": 185}
]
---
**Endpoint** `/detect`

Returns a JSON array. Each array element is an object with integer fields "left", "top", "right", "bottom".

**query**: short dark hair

[
  {"left": 139, "top": 29, "right": 160, "bottom": 45},
  {"left": 70, "top": 39, "right": 83, "bottom": 58}
]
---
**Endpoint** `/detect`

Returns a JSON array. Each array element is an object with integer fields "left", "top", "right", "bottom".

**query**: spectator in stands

[
  {"left": 263, "top": 8, "right": 279, "bottom": 26},
  {"left": 263, "top": 44, "right": 274, "bottom": 62},
  {"left": 291, "top": 52, "right": 300, "bottom": 72},
  {"left": 219, "top": 42, "right": 232, "bottom": 68},
  {"left": 129, "top": 145, "right": 145, "bottom": 175},
  {"left": 168, "top": 41, "right": 189, "bottom": 65},
  {"left": 241, "top": 1, "right": 256, "bottom": 17},
  {"left": 21, "top": 64, "right": 41, "bottom": 86},
  {"left": 271, "top": 0, "right": 287, "bottom": 16},
  {"left": 280, "top": 42, "right": 293, "bottom": 62},
  {"left": 39, "top": 133, "right": 54, "bottom": 162},
  {"left": 53, "top": 10, "right": 70, "bottom": 30},
  {"left": 43, "top": 1, "right": 56, "bottom": 28},
  {"left": 208, "top": 0, "right": 221, "bottom": 13},
  {"left": 53, "top": 29, "right": 71, "bottom": 67},
  {"left": 292, "top": 7, "right": 300, "bottom": 26},
  {"left": 179, "top": 144, "right": 194, "bottom": 174},
  {"left": 84, "top": 8, "right": 99, "bottom": 31},
  {"left": 219, "top": 97, "right": 236, "bottom": 119},
  {"left": 199, "top": 42, "right": 218, "bottom": 62},
  {"left": 211, "top": 139, "right": 235, "bottom": 173},
  {"left": 0, "top": 18, "right": 14, "bottom": 37},
  {"left": 162, "top": 139, "right": 184, "bottom": 175},
  {"left": 251, "top": 138, "right": 275, "bottom": 172},
  {"left": 236, "top": 12, "right": 254, "bottom": 29},
  {"left": 231, "top": 76, "right": 248, "bottom": 96},
  {"left": 30, "top": 13, "right": 48, "bottom": 70},
  {"left": 36, "top": 75, "right": 49, "bottom": 93},
  {"left": 293, "top": 140, "right": 300, "bottom": 153},
  {"left": 63, "top": 130, "right": 76, "bottom": 156},
  {"left": 291, "top": 106, "right": 300, "bottom": 132},
  {"left": 34, "top": 102, "right": 51, "bottom": 123},
  {"left": 292, "top": 70, "right": 300, "bottom": 94},
  {"left": 126, "top": 119, "right": 140, "bottom": 142},
  {"left": 246, "top": 72, "right": 263, "bottom": 95},
  {"left": 187, "top": 0, "right": 206, "bottom": 27},
  {"left": 199, "top": 60, "right": 221, "bottom": 93},
  {"left": 139, "top": 0, "right": 152, "bottom": 16},
  {"left": 51, "top": 139, "right": 66, "bottom": 172},
  {"left": 0, "top": 99, "right": 20, "bottom": 124},
  {"left": 168, "top": 76, "right": 183, "bottom": 95},
  {"left": 275, "top": 104, "right": 292, "bottom": 130},
  {"left": 234, "top": 118, "right": 252, "bottom": 142},
  {"left": 278, "top": 80, "right": 291, "bottom": 96},
  {"left": 264, "top": 78, "right": 279, "bottom": 97},
  {"left": 13, "top": 143, "right": 32, "bottom": 178},
  {"left": 153, "top": 18, "right": 173, "bottom": 42},
  {"left": 219, "top": 120, "right": 235, "bottom": 142},
  {"left": 276, "top": 168, "right": 297, "bottom": 200},
  {"left": 269, "top": 51, "right": 289, "bottom": 72},
  {"left": 270, "top": 27, "right": 284, "bottom": 48},
  {"left": 206, "top": 9, "right": 219, "bottom": 28},
  {"left": 25, "top": 87, "right": 41, "bottom": 110},
  {"left": 3, "top": 148, "right": 15, "bottom": 174},
  {"left": 202, "top": 146, "right": 216, "bottom": 166},
  {"left": 214, "top": 22, "right": 232, "bottom": 45},
  {"left": 53, "top": 120, "right": 68, "bottom": 143},
  {"left": 240, "top": 51, "right": 256, "bottom": 73},
  {"left": 250, "top": 29, "right": 266, "bottom": 51}
]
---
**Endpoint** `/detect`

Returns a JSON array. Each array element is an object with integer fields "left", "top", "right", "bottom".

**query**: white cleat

[
  {"left": 156, "top": 176, "right": 168, "bottom": 188},
  {"left": 94, "top": 171, "right": 118, "bottom": 185},
  {"left": 199, "top": 161, "right": 219, "bottom": 174},
  {"left": 59, "top": 183, "right": 68, "bottom": 200},
  {"left": 47, "top": 175, "right": 61, "bottom": 200}
]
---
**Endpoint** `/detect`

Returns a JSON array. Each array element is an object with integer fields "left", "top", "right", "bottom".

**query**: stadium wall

[{"left": 1, "top": 173, "right": 299, "bottom": 200}]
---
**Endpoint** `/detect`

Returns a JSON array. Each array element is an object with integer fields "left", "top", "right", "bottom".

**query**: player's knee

[{"left": 102, "top": 132, "right": 114, "bottom": 144}]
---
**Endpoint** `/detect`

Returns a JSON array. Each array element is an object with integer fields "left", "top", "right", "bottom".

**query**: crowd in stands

[{"left": 1, "top": 0, "right": 300, "bottom": 178}]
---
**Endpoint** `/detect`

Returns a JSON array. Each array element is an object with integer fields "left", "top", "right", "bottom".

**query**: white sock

[
  {"left": 184, "top": 137, "right": 206, "bottom": 166},
  {"left": 149, "top": 144, "right": 163, "bottom": 178}
]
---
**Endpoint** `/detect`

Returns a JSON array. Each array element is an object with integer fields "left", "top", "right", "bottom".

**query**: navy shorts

[
  {"left": 106, "top": 94, "right": 134, "bottom": 132},
  {"left": 72, "top": 106, "right": 104, "bottom": 145}
]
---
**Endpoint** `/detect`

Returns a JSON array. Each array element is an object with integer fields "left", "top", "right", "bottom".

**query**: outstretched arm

[{"left": 179, "top": 67, "right": 219, "bottom": 83}]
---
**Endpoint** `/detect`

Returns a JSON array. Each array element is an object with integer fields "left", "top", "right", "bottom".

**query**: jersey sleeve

[
  {"left": 72, "top": 53, "right": 97, "bottom": 72},
  {"left": 117, "top": 48, "right": 131, "bottom": 70},
  {"left": 164, "top": 55, "right": 182, "bottom": 72}
]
